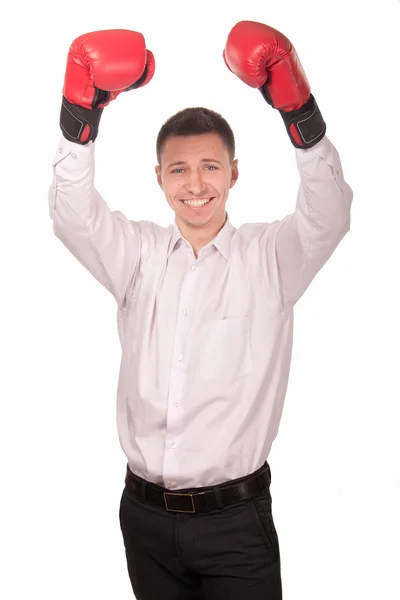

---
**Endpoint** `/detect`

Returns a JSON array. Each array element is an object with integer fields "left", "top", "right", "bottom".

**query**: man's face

[{"left": 156, "top": 133, "right": 238, "bottom": 231}]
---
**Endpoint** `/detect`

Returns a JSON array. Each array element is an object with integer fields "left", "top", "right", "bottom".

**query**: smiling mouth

[{"left": 180, "top": 198, "right": 214, "bottom": 208}]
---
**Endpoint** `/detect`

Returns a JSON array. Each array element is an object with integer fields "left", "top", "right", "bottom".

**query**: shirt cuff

[
  {"left": 295, "top": 134, "right": 343, "bottom": 173},
  {"left": 51, "top": 134, "right": 95, "bottom": 168}
]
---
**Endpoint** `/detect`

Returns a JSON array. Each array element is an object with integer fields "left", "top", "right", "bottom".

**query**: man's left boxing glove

[
  {"left": 60, "top": 29, "right": 155, "bottom": 144},
  {"left": 223, "top": 21, "right": 325, "bottom": 149}
]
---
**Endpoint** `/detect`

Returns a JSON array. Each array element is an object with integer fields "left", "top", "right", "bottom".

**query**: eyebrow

[{"left": 166, "top": 158, "right": 222, "bottom": 169}]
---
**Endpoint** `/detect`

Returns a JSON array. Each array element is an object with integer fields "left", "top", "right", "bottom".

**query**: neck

[{"left": 176, "top": 213, "right": 227, "bottom": 258}]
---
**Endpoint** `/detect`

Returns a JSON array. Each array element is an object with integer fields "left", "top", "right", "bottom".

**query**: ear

[
  {"left": 155, "top": 165, "right": 162, "bottom": 188},
  {"left": 229, "top": 159, "right": 239, "bottom": 189}
]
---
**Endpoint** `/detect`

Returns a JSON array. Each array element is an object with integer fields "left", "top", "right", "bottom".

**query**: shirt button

[
  {"left": 171, "top": 442, "right": 177, "bottom": 449},
  {"left": 177, "top": 354, "right": 183, "bottom": 361},
  {"left": 71, "top": 152, "right": 77, "bottom": 159},
  {"left": 191, "top": 265, "right": 196, "bottom": 271},
  {"left": 59, "top": 147, "right": 63, "bottom": 153},
  {"left": 183, "top": 309, "right": 189, "bottom": 316},
  {"left": 174, "top": 401, "right": 180, "bottom": 407}
]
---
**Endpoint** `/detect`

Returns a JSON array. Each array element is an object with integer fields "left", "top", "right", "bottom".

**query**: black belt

[{"left": 124, "top": 462, "right": 271, "bottom": 513}]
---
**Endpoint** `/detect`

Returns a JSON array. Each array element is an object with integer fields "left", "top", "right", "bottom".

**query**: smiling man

[
  {"left": 155, "top": 112, "right": 238, "bottom": 257},
  {"left": 49, "top": 22, "right": 352, "bottom": 600}
]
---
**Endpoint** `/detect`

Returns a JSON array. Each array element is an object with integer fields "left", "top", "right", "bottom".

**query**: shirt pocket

[{"left": 199, "top": 317, "right": 252, "bottom": 384}]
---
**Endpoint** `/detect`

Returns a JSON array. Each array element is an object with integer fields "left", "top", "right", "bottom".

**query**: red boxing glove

[
  {"left": 223, "top": 21, "right": 326, "bottom": 148},
  {"left": 60, "top": 29, "right": 155, "bottom": 144}
]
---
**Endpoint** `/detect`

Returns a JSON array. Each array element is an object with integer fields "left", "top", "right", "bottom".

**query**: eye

[
  {"left": 172, "top": 168, "right": 185, "bottom": 174},
  {"left": 204, "top": 165, "right": 217, "bottom": 171}
]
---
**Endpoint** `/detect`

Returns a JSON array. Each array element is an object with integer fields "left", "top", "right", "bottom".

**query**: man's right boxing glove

[{"left": 60, "top": 29, "right": 155, "bottom": 144}]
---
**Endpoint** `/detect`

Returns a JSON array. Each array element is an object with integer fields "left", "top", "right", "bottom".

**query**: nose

[{"left": 187, "top": 169, "right": 207, "bottom": 195}]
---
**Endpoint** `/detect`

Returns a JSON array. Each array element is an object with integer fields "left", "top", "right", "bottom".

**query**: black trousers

[{"left": 119, "top": 463, "right": 283, "bottom": 599}]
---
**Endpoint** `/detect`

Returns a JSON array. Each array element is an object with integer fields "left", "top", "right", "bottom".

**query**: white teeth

[{"left": 182, "top": 198, "right": 211, "bottom": 207}]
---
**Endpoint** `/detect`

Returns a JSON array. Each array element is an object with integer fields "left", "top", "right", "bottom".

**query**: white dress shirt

[{"left": 48, "top": 134, "right": 353, "bottom": 489}]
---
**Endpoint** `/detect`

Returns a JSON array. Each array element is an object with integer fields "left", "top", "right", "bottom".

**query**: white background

[{"left": 1, "top": 0, "right": 399, "bottom": 598}]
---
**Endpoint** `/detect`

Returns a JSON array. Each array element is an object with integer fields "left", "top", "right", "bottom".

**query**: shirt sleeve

[
  {"left": 260, "top": 134, "right": 353, "bottom": 308},
  {"left": 48, "top": 135, "right": 141, "bottom": 308}
]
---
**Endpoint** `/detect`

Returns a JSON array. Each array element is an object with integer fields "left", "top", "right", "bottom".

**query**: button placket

[{"left": 162, "top": 253, "right": 199, "bottom": 487}]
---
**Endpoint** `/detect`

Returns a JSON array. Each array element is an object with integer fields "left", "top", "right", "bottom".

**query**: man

[{"left": 49, "top": 21, "right": 353, "bottom": 600}]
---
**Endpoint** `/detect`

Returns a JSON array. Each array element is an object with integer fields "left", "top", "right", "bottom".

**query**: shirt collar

[{"left": 167, "top": 213, "right": 235, "bottom": 260}]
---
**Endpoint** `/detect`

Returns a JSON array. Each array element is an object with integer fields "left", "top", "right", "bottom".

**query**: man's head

[{"left": 155, "top": 107, "right": 238, "bottom": 240}]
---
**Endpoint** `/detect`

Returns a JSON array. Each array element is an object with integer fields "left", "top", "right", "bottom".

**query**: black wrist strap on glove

[
  {"left": 60, "top": 97, "right": 104, "bottom": 145},
  {"left": 260, "top": 88, "right": 326, "bottom": 149},
  {"left": 59, "top": 63, "right": 150, "bottom": 145}
]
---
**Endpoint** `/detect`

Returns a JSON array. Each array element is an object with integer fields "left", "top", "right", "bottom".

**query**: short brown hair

[{"left": 156, "top": 107, "right": 235, "bottom": 164}]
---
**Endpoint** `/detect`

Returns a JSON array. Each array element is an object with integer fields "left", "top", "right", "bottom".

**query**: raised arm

[
  {"left": 224, "top": 20, "right": 352, "bottom": 306},
  {"left": 48, "top": 29, "right": 155, "bottom": 307}
]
